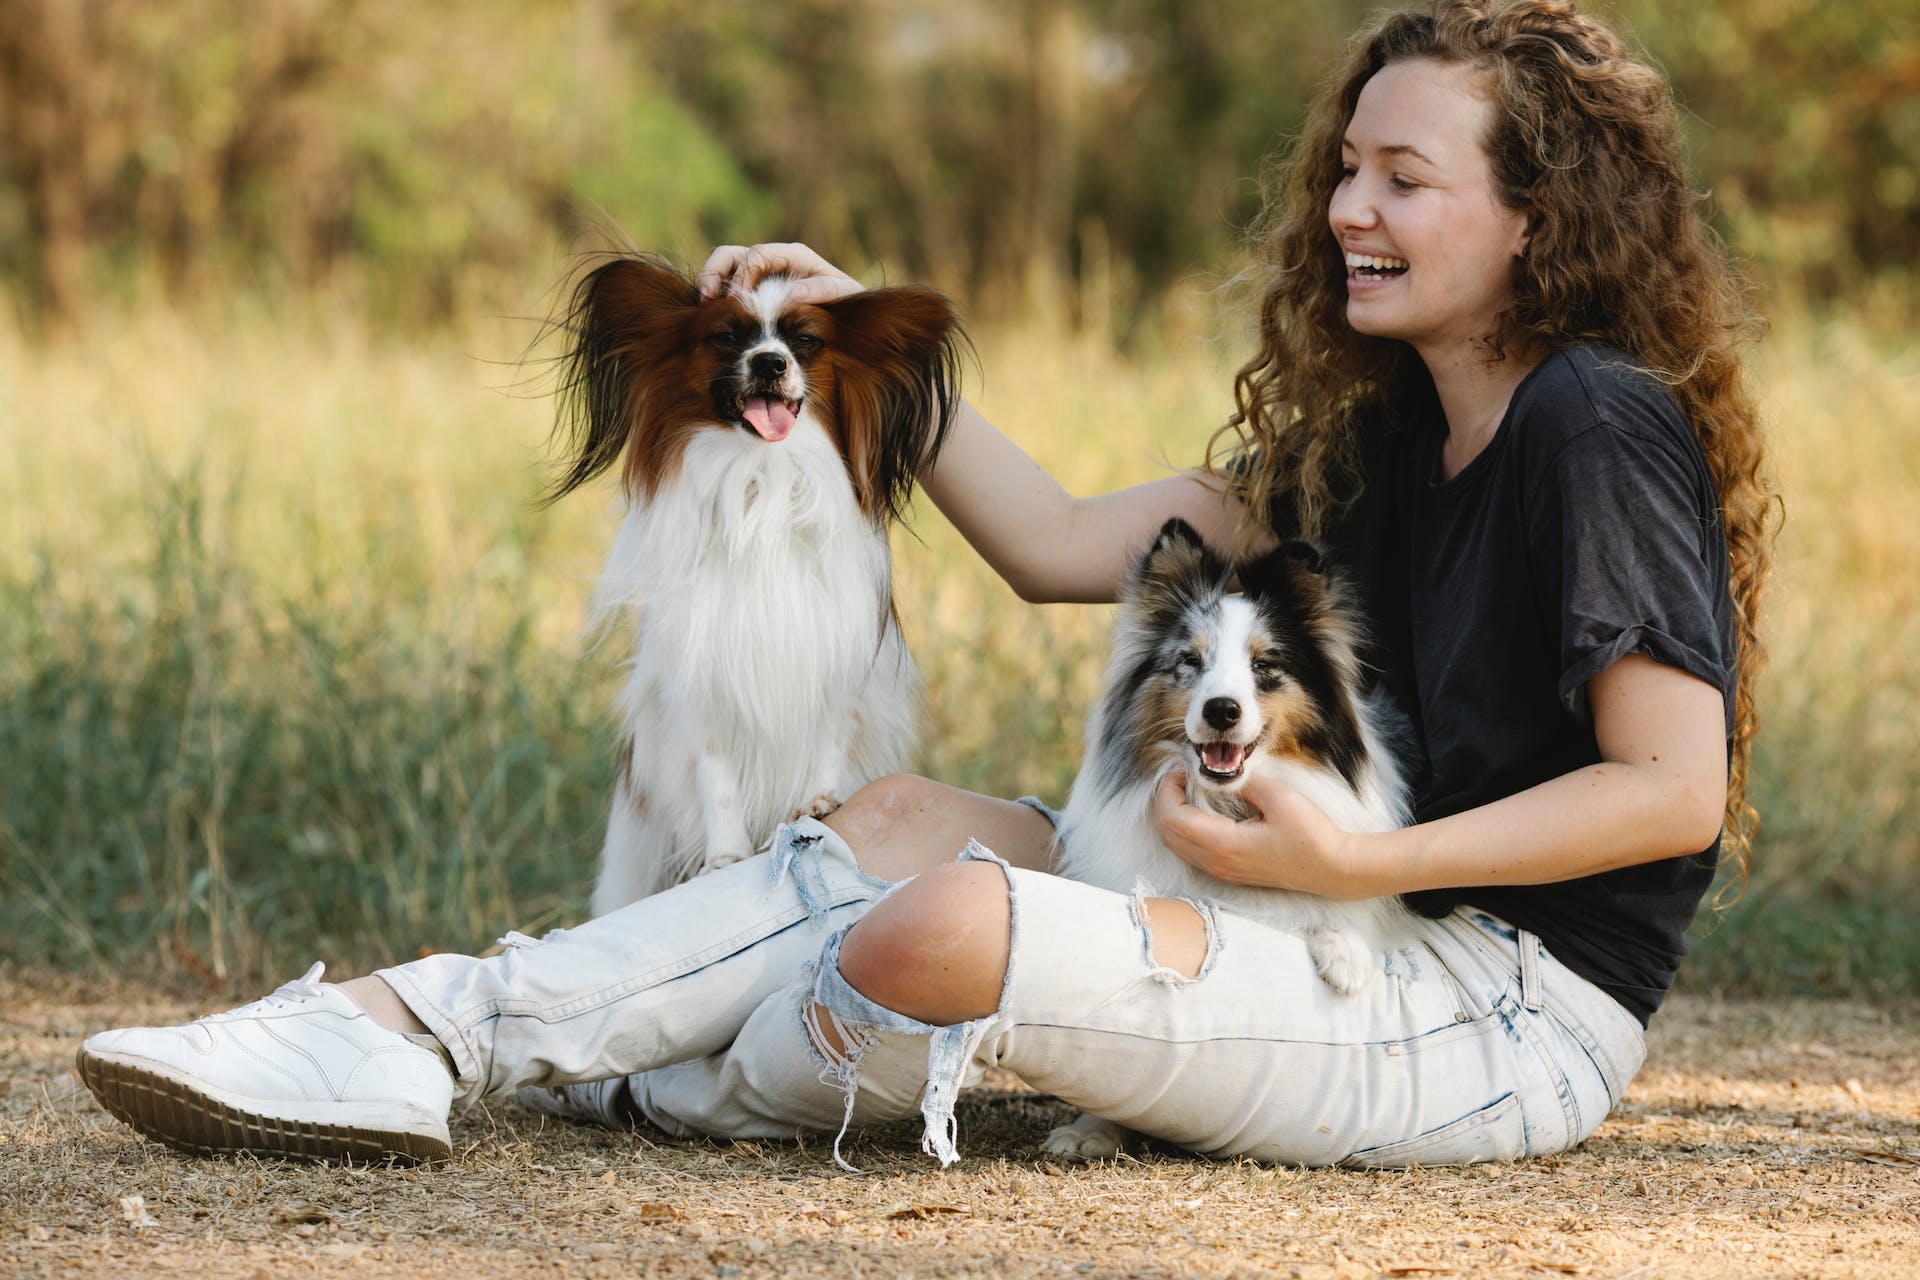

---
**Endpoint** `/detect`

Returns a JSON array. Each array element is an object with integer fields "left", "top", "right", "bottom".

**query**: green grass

[
  {"left": 0, "top": 471, "right": 609, "bottom": 980},
  {"left": 1678, "top": 308, "right": 1920, "bottom": 997},
  {"left": 0, "top": 298, "right": 1915, "bottom": 994}
]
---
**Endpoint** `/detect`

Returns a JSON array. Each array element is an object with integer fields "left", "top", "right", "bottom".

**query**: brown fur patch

[
  {"left": 1135, "top": 679, "right": 1192, "bottom": 773},
  {"left": 554, "top": 258, "right": 960, "bottom": 526},
  {"left": 817, "top": 287, "right": 964, "bottom": 523},
  {"left": 1251, "top": 683, "right": 1328, "bottom": 768}
]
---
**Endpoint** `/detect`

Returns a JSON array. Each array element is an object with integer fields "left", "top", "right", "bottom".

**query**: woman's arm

[
  {"left": 1154, "top": 653, "right": 1729, "bottom": 898},
  {"left": 697, "top": 243, "right": 1265, "bottom": 604},
  {"left": 924, "top": 403, "right": 1251, "bottom": 603}
]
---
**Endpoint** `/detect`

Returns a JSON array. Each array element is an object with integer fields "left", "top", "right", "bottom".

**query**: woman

[{"left": 80, "top": 0, "right": 1775, "bottom": 1169}]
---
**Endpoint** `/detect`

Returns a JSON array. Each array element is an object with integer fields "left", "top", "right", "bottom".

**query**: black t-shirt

[{"left": 1288, "top": 346, "right": 1735, "bottom": 1025}]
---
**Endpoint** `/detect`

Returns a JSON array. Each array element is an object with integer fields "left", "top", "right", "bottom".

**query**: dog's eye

[
  {"left": 1171, "top": 651, "right": 1201, "bottom": 675},
  {"left": 1250, "top": 658, "right": 1274, "bottom": 673},
  {"left": 707, "top": 327, "right": 747, "bottom": 348},
  {"left": 788, "top": 333, "right": 823, "bottom": 354}
]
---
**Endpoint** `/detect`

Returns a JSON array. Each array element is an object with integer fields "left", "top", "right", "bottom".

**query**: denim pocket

[{"left": 1341, "top": 1091, "right": 1527, "bottom": 1168}]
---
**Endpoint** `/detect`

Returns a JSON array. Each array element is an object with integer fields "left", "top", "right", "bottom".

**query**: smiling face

[{"left": 1329, "top": 57, "right": 1531, "bottom": 360}]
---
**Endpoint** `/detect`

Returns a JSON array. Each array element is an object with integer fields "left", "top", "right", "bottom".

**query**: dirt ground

[{"left": 2, "top": 970, "right": 1914, "bottom": 1280}]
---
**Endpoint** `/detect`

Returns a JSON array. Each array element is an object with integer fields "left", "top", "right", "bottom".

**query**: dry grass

[
  {"left": 2, "top": 297, "right": 1917, "bottom": 989},
  {"left": 3, "top": 967, "right": 1914, "bottom": 1280}
]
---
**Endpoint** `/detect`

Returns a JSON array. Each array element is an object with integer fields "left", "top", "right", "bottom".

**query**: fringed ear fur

[
  {"left": 547, "top": 254, "right": 702, "bottom": 505},
  {"left": 1133, "top": 517, "right": 1212, "bottom": 587},
  {"left": 1121, "top": 518, "right": 1236, "bottom": 624},
  {"left": 1241, "top": 537, "right": 1368, "bottom": 690},
  {"left": 1238, "top": 538, "right": 1330, "bottom": 605},
  {"left": 820, "top": 287, "right": 968, "bottom": 525}
]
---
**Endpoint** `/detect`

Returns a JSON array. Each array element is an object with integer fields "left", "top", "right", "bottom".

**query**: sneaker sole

[{"left": 77, "top": 1048, "right": 453, "bottom": 1164}]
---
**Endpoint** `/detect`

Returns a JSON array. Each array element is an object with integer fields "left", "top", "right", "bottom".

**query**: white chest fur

[
  {"left": 1054, "top": 685, "right": 1414, "bottom": 992},
  {"left": 589, "top": 422, "right": 917, "bottom": 912}
]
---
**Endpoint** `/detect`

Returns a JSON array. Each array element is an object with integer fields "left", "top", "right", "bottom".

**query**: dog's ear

[
  {"left": 1146, "top": 516, "right": 1206, "bottom": 559},
  {"left": 1243, "top": 539, "right": 1365, "bottom": 687},
  {"left": 1276, "top": 539, "right": 1325, "bottom": 575},
  {"left": 547, "top": 255, "right": 703, "bottom": 504},
  {"left": 1241, "top": 537, "right": 1325, "bottom": 585},
  {"left": 1238, "top": 538, "right": 1332, "bottom": 608},
  {"left": 820, "top": 287, "right": 968, "bottom": 525},
  {"left": 1130, "top": 518, "right": 1221, "bottom": 594}
]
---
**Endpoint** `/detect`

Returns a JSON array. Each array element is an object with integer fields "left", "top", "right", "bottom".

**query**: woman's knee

[
  {"left": 835, "top": 861, "right": 1011, "bottom": 1025},
  {"left": 829, "top": 774, "right": 944, "bottom": 842},
  {"left": 825, "top": 775, "right": 1055, "bottom": 880}
]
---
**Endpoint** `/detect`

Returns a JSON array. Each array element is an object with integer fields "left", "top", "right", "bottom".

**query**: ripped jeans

[{"left": 378, "top": 816, "right": 1646, "bottom": 1168}]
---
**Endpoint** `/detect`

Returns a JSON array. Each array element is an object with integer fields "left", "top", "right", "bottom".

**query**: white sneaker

[
  {"left": 77, "top": 963, "right": 455, "bottom": 1163},
  {"left": 514, "top": 1078, "right": 643, "bottom": 1131}
]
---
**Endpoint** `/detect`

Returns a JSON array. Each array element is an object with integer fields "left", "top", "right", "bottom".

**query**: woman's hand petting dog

[
  {"left": 1152, "top": 769, "right": 1374, "bottom": 901},
  {"left": 697, "top": 242, "right": 864, "bottom": 305}
]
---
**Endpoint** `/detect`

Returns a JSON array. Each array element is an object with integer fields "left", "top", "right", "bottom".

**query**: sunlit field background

[{"left": 1, "top": 0, "right": 1916, "bottom": 997}]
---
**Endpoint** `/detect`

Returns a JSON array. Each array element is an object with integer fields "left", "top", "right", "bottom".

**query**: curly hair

[{"left": 1211, "top": 0, "right": 1780, "bottom": 879}]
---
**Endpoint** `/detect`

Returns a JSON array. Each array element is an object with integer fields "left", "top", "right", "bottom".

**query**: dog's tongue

[
  {"left": 743, "top": 396, "right": 796, "bottom": 442},
  {"left": 1202, "top": 742, "right": 1245, "bottom": 773}
]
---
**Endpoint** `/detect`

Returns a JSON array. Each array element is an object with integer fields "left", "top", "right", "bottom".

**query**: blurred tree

[
  {"left": 0, "top": 0, "right": 765, "bottom": 326},
  {"left": 617, "top": 0, "right": 1381, "bottom": 324},
  {"left": 0, "top": 0, "right": 369, "bottom": 328},
  {"left": 0, "top": 0, "right": 1913, "bottom": 328},
  {"left": 1613, "top": 0, "right": 1920, "bottom": 301}
]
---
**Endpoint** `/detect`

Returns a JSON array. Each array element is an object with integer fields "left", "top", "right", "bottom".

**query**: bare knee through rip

[
  {"left": 832, "top": 861, "right": 1011, "bottom": 1026},
  {"left": 1140, "top": 897, "right": 1209, "bottom": 980}
]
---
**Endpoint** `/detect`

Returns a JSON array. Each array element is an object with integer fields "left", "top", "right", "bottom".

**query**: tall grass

[
  {"left": 1, "top": 296, "right": 1914, "bottom": 994},
  {"left": 1685, "top": 306, "right": 1920, "bottom": 995}
]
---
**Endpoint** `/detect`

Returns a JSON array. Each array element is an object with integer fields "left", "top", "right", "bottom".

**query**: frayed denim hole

[
  {"left": 1126, "top": 887, "right": 1219, "bottom": 988},
  {"left": 1186, "top": 896, "right": 1224, "bottom": 982},
  {"left": 900, "top": 840, "right": 1018, "bottom": 1167},
  {"left": 813, "top": 930, "right": 947, "bottom": 1035},
  {"left": 1125, "top": 881, "right": 1157, "bottom": 973},
  {"left": 956, "top": 837, "right": 1010, "bottom": 870},
  {"left": 920, "top": 1021, "right": 982, "bottom": 1166},
  {"left": 803, "top": 938, "right": 882, "bottom": 1174},
  {"left": 807, "top": 925, "right": 951, "bottom": 1174},
  {"left": 953, "top": 840, "right": 1019, "bottom": 1024},
  {"left": 804, "top": 851, "right": 1019, "bottom": 1169},
  {"left": 769, "top": 816, "right": 896, "bottom": 921},
  {"left": 1013, "top": 795, "right": 1064, "bottom": 830},
  {"left": 799, "top": 988, "right": 878, "bottom": 1174}
]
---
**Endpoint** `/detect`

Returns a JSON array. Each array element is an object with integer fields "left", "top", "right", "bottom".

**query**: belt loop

[{"left": 1518, "top": 930, "right": 1544, "bottom": 1013}]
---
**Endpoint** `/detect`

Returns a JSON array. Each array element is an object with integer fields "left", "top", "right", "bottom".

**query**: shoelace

[{"left": 207, "top": 961, "right": 328, "bottom": 1021}]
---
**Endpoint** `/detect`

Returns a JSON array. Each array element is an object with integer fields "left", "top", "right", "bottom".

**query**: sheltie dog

[
  {"left": 550, "top": 254, "right": 965, "bottom": 914},
  {"left": 1044, "top": 518, "right": 1415, "bottom": 1158},
  {"left": 1055, "top": 517, "right": 1415, "bottom": 984}
]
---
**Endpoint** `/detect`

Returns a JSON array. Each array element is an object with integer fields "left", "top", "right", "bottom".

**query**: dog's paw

[
  {"left": 786, "top": 793, "right": 844, "bottom": 824},
  {"left": 1041, "top": 1112, "right": 1127, "bottom": 1162},
  {"left": 1309, "top": 928, "right": 1375, "bottom": 995},
  {"left": 698, "top": 845, "right": 753, "bottom": 875}
]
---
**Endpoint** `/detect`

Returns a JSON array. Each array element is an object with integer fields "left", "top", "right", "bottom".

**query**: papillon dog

[
  {"left": 1044, "top": 517, "right": 1415, "bottom": 1158},
  {"left": 550, "top": 254, "right": 965, "bottom": 914}
]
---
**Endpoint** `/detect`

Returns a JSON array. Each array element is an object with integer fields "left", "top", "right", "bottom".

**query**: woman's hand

[
  {"left": 695, "top": 242, "right": 863, "bottom": 305},
  {"left": 1152, "top": 769, "right": 1376, "bottom": 899}
]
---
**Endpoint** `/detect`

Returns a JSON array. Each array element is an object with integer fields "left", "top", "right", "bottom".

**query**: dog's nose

[
  {"left": 1203, "top": 697, "right": 1241, "bottom": 730},
  {"left": 750, "top": 350, "right": 789, "bottom": 380}
]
